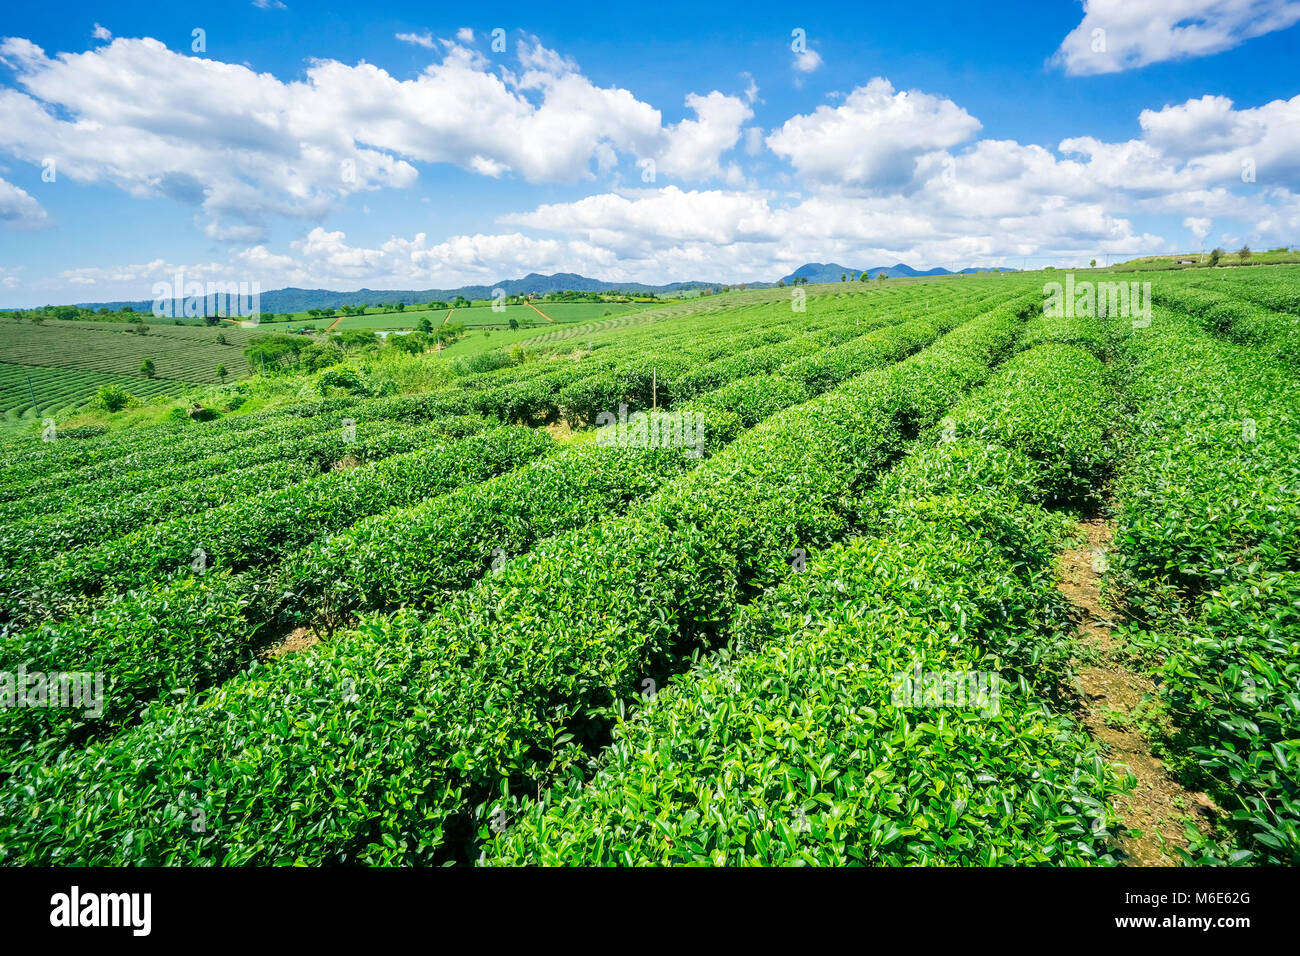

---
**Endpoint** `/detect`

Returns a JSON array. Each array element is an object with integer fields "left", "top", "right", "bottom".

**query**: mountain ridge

[{"left": 60, "top": 263, "right": 1016, "bottom": 313}]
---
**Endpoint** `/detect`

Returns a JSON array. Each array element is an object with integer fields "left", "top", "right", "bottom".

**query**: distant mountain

[
  {"left": 69, "top": 272, "right": 720, "bottom": 314},
  {"left": 60, "top": 264, "right": 1013, "bottom": 314},
  {"left": 780, "top": 262, "right": 1016, "bottom": 283}
]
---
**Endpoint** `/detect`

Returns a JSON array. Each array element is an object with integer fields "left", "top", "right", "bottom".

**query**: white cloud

[
  {"left": 0, "top": 35, "right": 749, "bottom": 244},
  {"left": 657, "top": 92, "right": 752, "bottom": 181},
  {"left": 1054, "top": 0, "right": 1300, "bottom": 75},
  {"left": 456, "top": 27, "right": 475, "bottom": 44},
  {"left": 1062, "top": 94, "right": 1300, "bottom": 192},
  {"left": 793, "top": 48, "right": 822, "bottom": 73},
  {"left": 91, "top": 24, "right": 112, "bottom": 41},
  {"left": 396, "top": 32, "right": 436, "bottom": 49},
  {"left": 1185, "top": 216, "right": 1213, "bottom": 240},
  {"left": 766, "top": 78, "right": 981, "bottom": 189},
  {"left": 0, "top": 175, "right": 49, "bottom": 229},
  {"left": 252, "top": 0, "right": 287, "bottom": 10}
]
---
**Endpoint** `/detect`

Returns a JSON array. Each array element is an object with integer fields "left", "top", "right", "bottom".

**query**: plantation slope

[
  {"left": 0, "top": 292, "right": 1037, "bottom": 864},
  {"left": 488, "top": 335, "right": 1122, "bottom": 864}
]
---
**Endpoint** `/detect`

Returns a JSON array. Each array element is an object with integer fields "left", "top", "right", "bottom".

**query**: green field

[
  {"left": 0, "top": 318, "right": 256, "bottom": 421},
  {"left": 0, "top": 363, "right": 187, "bottom": 423},
  {"left": 330, "top": 301, "right": 647, "bottom": 331},
  {"left": 1, "top": 267, "right": 1297, "bottom": 867}
]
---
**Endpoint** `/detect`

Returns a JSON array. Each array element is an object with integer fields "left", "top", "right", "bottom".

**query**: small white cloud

[
  {"left": 252, "top": 0, "right": 287, "bottom": 9},
  {"left": 91, "top": 24, "right": 112, "bottom": 41},
  {"left": 0, "top": 176, "right": 50, "bottom": 229},
  {"left": 396, "top": 31, "right": 436, "bottom": 49},
  {"left": 793, "top": 48, "right": 823, "bottom": 73},
  {"left": 517, "top": 38, "right": 579, "bottom": 76},
  {"left": 1184, "top": 216, "right": 1212, "bottom": 241},
  {"left": 740, "top": 72, "right": 759, "bottom": 104},
  {"left": 1054, "top": 0, "right": 1300, "bottom": 75},
  {"left": 456, "top": 27, "right": 475, "bottom": 44}
]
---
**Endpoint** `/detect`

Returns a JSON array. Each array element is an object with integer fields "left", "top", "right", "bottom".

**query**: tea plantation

[{"left": 0, "top": 267, "right": 1296, "bottom": 866}]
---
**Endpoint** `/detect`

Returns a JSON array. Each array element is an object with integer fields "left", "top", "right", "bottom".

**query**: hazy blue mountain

[
  {"left": 66, "top": 263, "right": 1014, "bottom": 314},
  {"left": 71, "top": 273, "right": 720, "bottom": 313},
  {"left": 780, "top": 262, "right": 1016, "bottom": 283}
]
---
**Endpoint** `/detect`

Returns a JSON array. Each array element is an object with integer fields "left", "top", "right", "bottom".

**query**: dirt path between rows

[
  {"left": 1057, "top": 518, "right": 1218, "bottom": 865},
  {"left": 524, "top": 301, "right": 554, "bottom": 322}
]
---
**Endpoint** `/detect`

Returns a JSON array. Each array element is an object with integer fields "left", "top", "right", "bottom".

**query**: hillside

[{"left": 3, "top": 264, "right": 1298, "bottom": 870}]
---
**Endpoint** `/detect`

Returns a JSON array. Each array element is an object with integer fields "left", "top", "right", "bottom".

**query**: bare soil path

[
  {"left": 1057, "top": 518, "right": 1218, "bottom": 865},
  {"left": 524, "top": 301, "right": 554, "bottom": 323}
]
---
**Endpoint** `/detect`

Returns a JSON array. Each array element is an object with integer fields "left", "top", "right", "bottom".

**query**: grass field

[{"left": 0, "top": 266, "right": 1297, "bottom": 867}]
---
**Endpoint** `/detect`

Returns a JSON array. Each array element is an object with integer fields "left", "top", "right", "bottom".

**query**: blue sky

[{"left": 1, "top": 0, "right": 1298, "bottom": 305}]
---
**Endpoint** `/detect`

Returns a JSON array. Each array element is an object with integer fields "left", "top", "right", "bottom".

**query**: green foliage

[
  {"left": 1111, "top": 307, "right": 1300, "bottom": 864},
  {"left": 94, "top": 384, "right": 132, "bottom": 412}
]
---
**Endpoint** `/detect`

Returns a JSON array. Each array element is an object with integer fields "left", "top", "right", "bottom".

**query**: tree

[
  {"left": 338, "top": 329, "right": 379, "bottom": 349},
  {"left": 203, "top": 315, "right": 221, "bottom": 326},
  {"left": 859, "top": 272, "right": 868, "bottom": 282},
  {"left": 216, "top": 363, "right": 227, "bottom": 382},
  {"left": 245, "top": 332, "right": 310, "bottom": 371},
  {"left": 95, "top": 384, "right": 132, "bottom": 411},
  {"left": 1238, "top": 245, "right": 1252, "bottom": 262},
  {"left": 298, "top": 341, "right": 346, "bottom": 371},
  {"left": 777, "top": 279, "right": 785, "bottom": 288},
  {"left": 387, "top": 332, "right": 430, "bottom": 355},
  {"left": 1209, "top": 247, "right": 1223, "bottom": 266},
  {"left": 140, "top": 358, "right": 156, "bottom": 378},
  {"left": 216, "top": 332, "right": 227, "bottom": 345},
  {"left": 1090, "top": 259, "right": 1097, "bottom": 268},
  {"left": 395, "top": 301, "right": 406, "bottom": 312},
  {"left": 508, "top": 318, "right": 519, "bottom": 330},
  {"left": 841, "top": 273, "right": 847, "bottom": 282},
  {"left": 419, "top": 317, "right": 433, "bottom": 334}
]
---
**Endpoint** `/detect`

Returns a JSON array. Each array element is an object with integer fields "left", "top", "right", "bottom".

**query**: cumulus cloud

[
  {"left": 0, "top": 34, "right": 750, "bottom": 243},
  {"left": 656, "top": 92, "right": 753, "bottom": 180},
  {"left": 766, "top": 78, "right": 981, "bottom": 189},
  {"left": 1054, "top": 0, "right": 1300, "bottom": 75},
  {"left": 1063, "top": 93, "right": 1300, "bottom": 192},
  {"left": 0, "top": 175, "right": 49, "bottom": 229},
  {"left": 793, "top": 48, "right": 822, "bottom": 73},
  {"left": 9, "top": 35, "right": 1300, "bottom": 300},
  {"left": 91, "top": 24, "right": 111, "bottom": 41}
]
